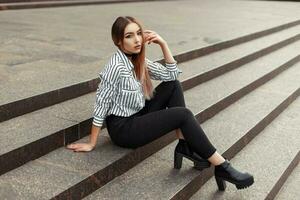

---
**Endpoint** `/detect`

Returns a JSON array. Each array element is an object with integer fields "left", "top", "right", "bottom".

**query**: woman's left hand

[{"left": 143, "top": 30, "right": 166, "bottom": 46}]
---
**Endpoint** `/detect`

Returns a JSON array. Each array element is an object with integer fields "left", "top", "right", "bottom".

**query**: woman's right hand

[{"left": 66, "top": 142, "right": 95, "bottom": 152}]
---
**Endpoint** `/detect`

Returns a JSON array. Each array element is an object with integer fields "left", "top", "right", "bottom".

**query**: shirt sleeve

[
  {"left": 92, "top": 64, "right": 120, "bottom": 128},
  {"left": 146, "top": 58, "right": 183, "bottom": 81}
]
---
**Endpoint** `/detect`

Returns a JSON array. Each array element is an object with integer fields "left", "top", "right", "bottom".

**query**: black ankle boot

[
  {"left": 214, "top": 160, "right": 254, "bottom": 191},
  {"left": 174, "top": 139, "right": 210, "bottom": 170}
]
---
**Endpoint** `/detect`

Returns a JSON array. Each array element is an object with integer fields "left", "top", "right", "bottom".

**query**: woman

[{"left": 67, "top": 16, "right": 254, "bottom": 191}]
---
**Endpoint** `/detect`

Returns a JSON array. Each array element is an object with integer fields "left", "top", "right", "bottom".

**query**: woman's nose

[{"left": 134, "top": 35, "right": 141, "bottom": 43}]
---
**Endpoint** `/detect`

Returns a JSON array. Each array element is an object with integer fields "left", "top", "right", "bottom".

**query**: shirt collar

[{"left": 116, "top": 49, "right": 134, "bottom": 71}]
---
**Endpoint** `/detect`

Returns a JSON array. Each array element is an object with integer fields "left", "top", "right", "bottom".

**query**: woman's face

[{"left": 120, "top": 22, "right": 143, "bottom": 54}]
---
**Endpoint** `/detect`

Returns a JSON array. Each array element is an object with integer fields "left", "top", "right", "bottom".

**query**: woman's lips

[{"left": 135, "top": 45, "right": 141, "bottom": 49}]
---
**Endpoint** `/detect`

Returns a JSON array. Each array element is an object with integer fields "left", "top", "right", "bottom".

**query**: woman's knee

[
  {"left": 182, "top": 107, "right": 194, "bottom": 120},
  {"left": 171, "top": 107, "right": 194, "bottom": 122},
  {"left": 161, "top": 79, "right": 181, "bottom": 88}
]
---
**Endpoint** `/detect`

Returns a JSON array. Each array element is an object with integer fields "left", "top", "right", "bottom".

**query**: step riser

[
  {"left": 0, "top": 124, "right": 79, "bottom": 176},
  {"left": 0, "top": 0, "right": 96, "bottom": 3},
  {"left": 265, "top": 151, "right": 300, "bottom": 200},
  {"left": 170, "top": 87, "right": 300, "bottom": 200},
  {"left": 196, "top": 55, "right": 300, "bottom": 123},
  {"left": 50, "top": 62, "right": 300, "bottom": 198},
  {"left": 1, "top": 21, "right": 300, "bottom": 122},
  {"left": 0, "top": 79, "right": 99, "bottom": 123},
  {"left": 0, "top": 0, "right": 162, "bottom": 10},
  {"left": 1, "top": 54, "right": 298, "bottom": 177},
  {"left": 51, "top": 131, "right": 176, "bottom": 200},
  {"left": 182, "top": 34, "right": 300, "bottom": 91},
  {"left": 175, "top": 21, "right": 300, "bottom": 63}
]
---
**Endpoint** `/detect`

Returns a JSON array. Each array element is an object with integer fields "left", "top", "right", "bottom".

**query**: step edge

[
  {"left": 50, "top": 60, "right": 300, "bottom": 198},
  {"left": 170, "top": 87, "right": 300, "bottom": 200},
  {"left": 2, "top": 25, "right": 300, "bottom": 122},
  {"left": 1, "top": 54, "right": 298, "bottom": 178},
  {"left": 0, "top": 0, "right": 169, "bottom": 10},
  {"left": 265, "top": 150, "right": 300, "bottom": 200}
]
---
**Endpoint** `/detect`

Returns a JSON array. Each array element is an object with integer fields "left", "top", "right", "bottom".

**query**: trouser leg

[
  {"left": 125, "top": 107, "right": 217, "bottom": 159},
  {"left": 107, "top": 80, "right": 217, "bottom": 159}
]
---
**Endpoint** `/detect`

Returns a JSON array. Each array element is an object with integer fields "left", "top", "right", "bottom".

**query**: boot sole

[{"left": 219, "top": 176, "right": 254, "bottom": 190}]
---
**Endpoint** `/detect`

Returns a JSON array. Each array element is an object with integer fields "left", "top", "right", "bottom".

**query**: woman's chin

[
  {"left": 133, "top": 50, "right": 141, "bottom": 54},
  {"left": 125, "top": 48, "right": 141, "bottom": 55}
]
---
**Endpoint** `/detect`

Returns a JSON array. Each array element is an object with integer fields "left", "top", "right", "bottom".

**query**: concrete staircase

[
  {"left": 0, "top": 0, "right": 165, "bottom": 11},
  {"left": 0, "top": 19, "right": 299, "bottom": 200}
]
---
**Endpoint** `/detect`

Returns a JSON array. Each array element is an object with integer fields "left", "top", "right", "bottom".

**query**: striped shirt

[{"left": 93, "top": 49, "right": 183, "bottom": 127}]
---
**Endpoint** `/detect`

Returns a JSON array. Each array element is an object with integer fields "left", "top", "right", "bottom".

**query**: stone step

[
  {"left": 190, "top": 99, "right": 300, "bottom": 200},
  {"left": 0, "top": 52, "right": 299, "bottom": 199},
  {"left": 274, "top": 159, "right": 300, "bottom": 200},
  {"left": 0, "top": 0, "right": 156, "bottom": 10},
  {"left": 266, "top": 151, "right": 300, "bottom": 200},
  {"left": 81, "top": 54, "right": 300, "bottom": 200},
  {"left": 1, "top": 36, "right": 299, "bottom": 176},
  {"left": 0, "top": 0, "right": 132, "bottom": 3},
  {"left": 1, "top": 19, "right": 300, "bottom": 122}
]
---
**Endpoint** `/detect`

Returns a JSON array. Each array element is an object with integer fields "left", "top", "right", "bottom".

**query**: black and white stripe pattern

[{"left": 93, "top": 49, "right": 183, "bottom": 127}]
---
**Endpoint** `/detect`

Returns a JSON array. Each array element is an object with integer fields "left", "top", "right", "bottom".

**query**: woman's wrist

[
  {"left": 159, "top": 39, "right": 167, "bottom": 47},
  {"left": 89, "top": 142, "right": 96, "bottom": 148},
  {"left": 159, "top": 40, "right": 176, "bottom": 64},
  {"left": 89, "top": 124, "right": 100, "bottom": 148}
]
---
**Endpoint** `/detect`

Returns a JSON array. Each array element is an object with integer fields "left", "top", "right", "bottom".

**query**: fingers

[
  {"left": 144, "top": 31, "right": 156, "bottom": 39},
  {"left": 66, "top": 143, "right": 92, "bottom": 152},
  {"left": 73, "top": 146, "right": 85, "bottom": 152},
  {"left": 67, "top": 143, "right": 82, "bottom": 151},
  {"left": 143, "top": 30, "right": 161, "bottom": 45},
  {"left": 66, "top": 143, "right": 76, "bottom": 149},
  {"left": 144, "top": 34, "right": 157, "bottom": 44}
]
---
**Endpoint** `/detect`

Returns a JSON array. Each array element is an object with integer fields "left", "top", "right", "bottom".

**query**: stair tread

[
  {"left": 183, "top": 41, "right": 300, "bottom": 113},
  {"left": 0, "top": 0, "right": 138, "bottom": 4},
  {"left": 1, "top": 6, "right": 300, "bottom": 106},
  {"left": 1, "top": 39, "right": 299, "bottom": 156},
  {"left": 191, "top": 100, "right": 300, "bottom": 200},
  {"left": 82, "top": 58, "right": 300, "bottom": 200},
  {"left": 0, "top": 55, "right": 296, "bottom": 199},
  {"left": 274, "top": 163, "right": 300, "bottom": 200},
  {"left": 179, "top": 26, "right": 300, "bottom": 80},
  {"left": 1, "top": 35, "right": 299, "bottom": 159}
]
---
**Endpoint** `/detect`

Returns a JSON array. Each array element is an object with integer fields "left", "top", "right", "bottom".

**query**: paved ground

[{"left": 1, "top": 0, "right": 300, "bottom": 105}]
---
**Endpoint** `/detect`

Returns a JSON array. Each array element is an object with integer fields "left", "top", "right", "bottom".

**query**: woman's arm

[
  {"left": 144, "top": 30, "right": 182, "bottom": 81},
  {"left": 67, "top": 64, "right": 120, "bottom": 152},
  {"left": 144, "top": 30, "right": 176, "bottom": 64},
  {"left": 159, "top": 41, "right": 176, "bottom": 64},
  {"left": 89, "top": 124, "right": 101, "bottom": 147}
]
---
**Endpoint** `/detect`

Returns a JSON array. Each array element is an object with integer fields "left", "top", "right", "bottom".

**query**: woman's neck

[{"left": 124, "top": 52, "right": 133, "bottom": 58}]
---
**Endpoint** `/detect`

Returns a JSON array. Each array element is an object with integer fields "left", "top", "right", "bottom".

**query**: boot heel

[
  {"left": 215, "top": 176, "right": 227, "bottom": 191},
  {"left": 174, "top": 152, "right": 183, "bottom": 169}
]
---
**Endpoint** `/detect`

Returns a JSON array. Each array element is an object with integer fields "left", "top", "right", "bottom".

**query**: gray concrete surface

[
  {"left": 191, "top": 97, "right": 300, "bottom": 200},
  {"left": 1, "top": 0, "right": 300, "bottom": 199},
  {"left": 1, "top": 42, "right": 299, "bottom": 200},
  {"left": 2, "top": 33, "right": 298, "bottom": 159},
  {"left": 275, "top": 163, "right": 300, "bottom": 200},
  {"left": 1, "top": 0, "right": 300, "bottom": 105},
  {"left": 83, "top": 59, "right": 300, "bottom": 200}
]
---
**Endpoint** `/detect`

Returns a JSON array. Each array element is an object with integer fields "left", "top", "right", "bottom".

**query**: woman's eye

[
  {"left": 125, "top": 35, "right": 131, "bottom": 38},
  {"left": 137, "top": 32, "right": 142, "bottom": 35}
]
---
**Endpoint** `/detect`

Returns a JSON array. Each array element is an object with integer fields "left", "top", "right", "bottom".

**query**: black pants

[{"left": 106, "top": 80, "right": 216, "bottom": 159}]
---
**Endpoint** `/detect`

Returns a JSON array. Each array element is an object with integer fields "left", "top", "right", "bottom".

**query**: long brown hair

[{"left": 111, "top": 16, "right": 154, "bottom": 100}]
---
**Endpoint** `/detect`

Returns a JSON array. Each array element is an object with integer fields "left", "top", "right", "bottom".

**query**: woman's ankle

[{"left": 208, "top": 152, "right": 226, "bottom": 166}]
